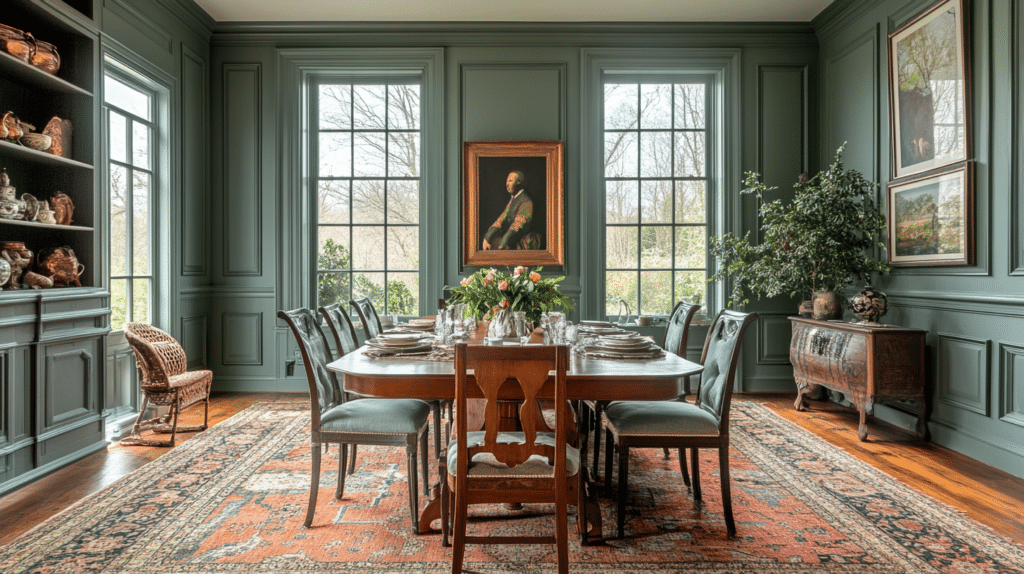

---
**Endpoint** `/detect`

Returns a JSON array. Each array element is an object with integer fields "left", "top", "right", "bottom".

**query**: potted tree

[{"left": 709, "top": 144, "right": 890, "bottom": 320}]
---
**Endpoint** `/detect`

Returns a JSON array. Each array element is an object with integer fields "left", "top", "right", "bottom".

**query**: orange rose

[
  {"left": 460, "top": 277, "right": 470, "bottom": 286},
  {"left": 514, "top": 265, "right": 526, "bottom": 276},
  {"left": 498, "top": 280, "right": 509, "bottom": 291},
  {"left": 530, "top": 271, "right": 541, "bottom": 283},
  {"left": 499, "top": 299, "right": 510, "bottom": 309}
]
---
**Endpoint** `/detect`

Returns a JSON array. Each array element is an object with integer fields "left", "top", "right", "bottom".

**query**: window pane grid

[
  {"left": 315, "top": 79, "right": 421, "bottom": 315},
  {"left": 604, "top": 80, "right": 710, "bottom": 316}
]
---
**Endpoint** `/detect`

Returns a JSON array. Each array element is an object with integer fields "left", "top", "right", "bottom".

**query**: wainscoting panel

[
  {"left": 221, "top": 312, "right": 263, "bottom": 366},
  {"left": 757, "top": 313, "right": 794, "bottom": 365},
  {"left": 221, "top": 63, "right": 263, "bottom": 277},
  {"left": 461, "top": 64, "right": 564, "bottom": 141},
  {"left": 181, "top": 315, "right": 208, "bottom": 369},
  {"left": 39, "top": 339, "right": 100, "bottom": 434},
  {"left": 822, "top": 26, "right": 877, "bottom": 180},
  {"left": 181, "top": 44, "right": 209, "bottom": 277},
  {"left": 1000, "top": 342, "right": 1024, "bottom": 428},
  {"left": 757, "top": 64, "right": 808, "bottom": 233},
  {"left": 937, "top": 333, "right": 991, "bottom": 416}
]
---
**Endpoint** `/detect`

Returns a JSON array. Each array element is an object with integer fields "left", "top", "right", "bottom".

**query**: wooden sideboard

[{"left": 789, "top": 317, "right": 929, "bottom": 441}]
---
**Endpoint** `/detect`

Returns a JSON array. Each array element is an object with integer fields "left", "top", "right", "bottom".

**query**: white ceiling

[{"left": 191, "top": 0, "right": 836, "bottom": 23}]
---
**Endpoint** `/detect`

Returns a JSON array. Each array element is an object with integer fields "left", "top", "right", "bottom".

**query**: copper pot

[{"left": 35, "top": 245, "right": 83, "bottom": 287}]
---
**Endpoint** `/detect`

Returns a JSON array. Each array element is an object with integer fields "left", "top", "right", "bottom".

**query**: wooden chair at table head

[
  {"left": 602, "top": 309, "right": 758, "bottom": 538},
  {"left": 279, "top": 307, "right": 431, "bottom": 531},
  {"left": 120, "top": 323, "right": 213, "bottom": 447},
  {"left": 441, "top": 343, "right": 582, "bottom": 574}
]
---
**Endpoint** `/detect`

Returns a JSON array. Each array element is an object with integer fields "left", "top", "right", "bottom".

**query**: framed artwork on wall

[
  {"left": 888, "top": 0, "right": 971, "bottom": 180},
  {"left": 887, "top": 161, "right": 973, "bottom": 266},
  {"left": 462, "top": 140, "right": 564, "bottom": 267}
]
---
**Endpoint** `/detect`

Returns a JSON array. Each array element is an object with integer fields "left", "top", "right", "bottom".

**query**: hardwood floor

[{"left": 1, "top": 391, "right": 1021, "bottom": 548}]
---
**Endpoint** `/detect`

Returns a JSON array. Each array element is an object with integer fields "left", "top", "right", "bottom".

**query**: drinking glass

[
  {"left": 435, "top": 309, "right": 446, "bottom": 337},
  {"left": 564, "top": 322, "right": 578, "bottom": 348},
  {"left": 463, "top": 316, "right": 477, "bottom": 335},
  {"left": 515, "top": 311, "right": 530, "bottom": 345},
  {"left": 546, "top": 312, "right": 566, "bottom": 345}
]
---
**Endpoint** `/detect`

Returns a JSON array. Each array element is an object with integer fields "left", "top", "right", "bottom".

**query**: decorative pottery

[
  {"left": 19, "top": 132, "right": 52, "bottom": 151},
  {"left": 50, "top": 191, "right": 74, "bottom": 225},
  {"left": 0, "top": 24, "right": 60, "bottom": 74},
  {"left": 1, "top": 111, "right": 23, "bottom": 141},
  {"left": 811, "top": 289, "right": 843, "bottom": 321},
  {"left": 42, "top": 117, "right": 72, "bottom": 158},
  {"left": 35, "top": 245, "right": 84, "bottom": 287},
  {"left": 0, "top": 241, "right": 33, "bottom": 290},
  {"left": 22, "top": 271, "right": 53, "bottom": 289},
  {"left": 0, "top": 256, "right": 10, "bottom": 288},
  {"left": 36, "top": 208, "right": 56, "bottom": 224},
  {"left": 849, "top": 285, "right": 888, "bottom": 324}
]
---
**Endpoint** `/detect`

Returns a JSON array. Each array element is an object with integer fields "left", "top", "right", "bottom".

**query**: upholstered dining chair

[
  {"left": 602, "top": 309, "right": 758, "bottom": 538},
  {"left": 279, "top": 307, "right": 431, "bottom": 531},
  {"left": 586, "top": 301, "right": 701, "bottom": 485},
  {"left": 120, "top": 323, "right": 213, "bottom": 447},
  {"left": 349, "top": 297, "right": 383, "bottom": 341},
  {"left": 441, "top": 344, "right": 581, "bottom": 574}
]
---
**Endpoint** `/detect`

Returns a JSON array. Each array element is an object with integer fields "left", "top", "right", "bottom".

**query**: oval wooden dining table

[{"left": 326, "top": 329, "right": 703, "bottom": 541}]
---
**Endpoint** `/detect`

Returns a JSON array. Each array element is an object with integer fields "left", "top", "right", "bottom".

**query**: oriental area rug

[{"left": 2, "top": 401, "right": 1023, "bottom": 573}]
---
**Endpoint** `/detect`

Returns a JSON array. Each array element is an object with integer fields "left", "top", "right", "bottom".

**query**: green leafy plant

[
  {"left": 709, "top": 144, "right": 890, "bottom": 306},
  {"left": 446, "top": 266, "right": 574, "bottom": 325}
]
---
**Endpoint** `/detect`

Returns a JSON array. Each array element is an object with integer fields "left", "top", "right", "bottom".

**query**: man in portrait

[{"left": 481, "top": 170, "right": 542, "bottom": 250}]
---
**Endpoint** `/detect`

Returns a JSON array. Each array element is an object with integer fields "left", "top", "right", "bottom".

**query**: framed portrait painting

[
  {"left": 462, "top": 140, "right": 564, "bottom": 267},
  {"left": 887, "top": 161, "right": 973, "bottom": 266},
  {"left": 888, "top": 0, "right": 971, "bottom": 180}
]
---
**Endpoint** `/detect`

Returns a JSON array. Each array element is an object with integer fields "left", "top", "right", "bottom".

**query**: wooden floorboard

[{"left": 0, "top": 391, "right": 1021, "bottom": 549}]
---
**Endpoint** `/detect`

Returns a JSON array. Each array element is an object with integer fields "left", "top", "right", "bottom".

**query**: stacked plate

[
  {"left": 584, "top": 333, "right": 663, "bottom": 358},
  {"left": 578, "top": 320, "right": 624, "bottom": 336},
  {"left": 392, "top": 318, "right": 436, "bottom": 333},
  {"left": 366, "top": 332, "right": 433, "bottom": 355}
]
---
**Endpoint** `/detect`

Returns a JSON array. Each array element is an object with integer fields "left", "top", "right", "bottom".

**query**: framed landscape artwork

[
  {"left": 887, "top": 161, "right": 973, "bottom": 266},
  {"left": 462, "top": 140, "right": 564, "bottom": 267},
  {"left": 888, "top": 0, "right": 971, "bottom": 180}
]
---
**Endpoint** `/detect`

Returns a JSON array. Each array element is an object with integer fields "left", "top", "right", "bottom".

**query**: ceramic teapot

[
  {"left": 35, "top": 245, "right": 84, "bottom": 287},
  {"left": 0, "top": 241, "right": 33, "bottom": 290}
]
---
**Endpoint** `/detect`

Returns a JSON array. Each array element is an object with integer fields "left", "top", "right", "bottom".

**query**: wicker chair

[{"left": 120, "top": 323, "right": 213, "bottom": 447}]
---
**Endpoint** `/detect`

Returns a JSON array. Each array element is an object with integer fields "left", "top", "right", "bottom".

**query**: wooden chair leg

[
  {"left": 603, "top": 427, "right": 615, "bottom": 497},
  {"left": 430, "top": 401, "right": 442, "bottom": 463},
  {"left": 719, "top": 446, "right": 735, "bottom": 537},
  {"left": 305, "top": 442, "right": 321, "bottom": 527},
  {"left": 451, "top": 488, "right": 468, "bottom": 574},
  {"left": 348, "top": 445, "right": 357, "bottom": 474},
  {"left": 420, "top": 427, "right": 430, "bottom": 497},
  {"left": 616, "top": 443, "right": 629, "bottom": 539},
  {"left": 439, "top": 460, "right": 450, "bottom": 547},
  {"left": 662, "top": 447, "right": 670, "bottom": 459},
  {"left": 556, "top": 499, "right": 569, "bottom": 574},
  {"left": 407, "top": 440, "right": 420, "bottom": 532},
  {"left": 337, "top": 442, "right": 348, "bottom": 499},
  {"left": 592, "top": 402, "right": 604, "bottom": 480},
  {"left": 691, "top": 447, "right": 702, "bottom": 502},
  {"left": 678, "top": 447, "right": 691, "bottom": 487}
]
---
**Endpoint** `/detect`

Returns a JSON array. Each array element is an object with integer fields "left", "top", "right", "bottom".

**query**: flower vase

[
  {"left": 487, "top": 308, "right": 515, "bottom": 339},
  {"left": 849, "top": 285, "right": 888, "bottom": 324}
]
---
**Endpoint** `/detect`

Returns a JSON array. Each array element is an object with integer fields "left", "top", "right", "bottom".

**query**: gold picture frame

[{"left": 462, "top": 140, "right": 564, "bottom": 267}]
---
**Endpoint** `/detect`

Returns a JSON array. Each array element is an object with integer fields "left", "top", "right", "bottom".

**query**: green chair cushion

[
  {"left": 448, "top": 431, "right": 580, "bottom": 477},
  {"left": 320, "top": 399, "right": 430, "bottom": 434},
  {"left": 604, "top": 400, "right": 719, "bottom": 437}
]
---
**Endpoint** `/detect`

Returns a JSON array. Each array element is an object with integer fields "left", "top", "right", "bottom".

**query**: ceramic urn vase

[
  {"left": 850, "top": 285, "right": 888, "bottom": 324},
  {"left": 811, "top": 289, "right": 843, "bottom": 321}
]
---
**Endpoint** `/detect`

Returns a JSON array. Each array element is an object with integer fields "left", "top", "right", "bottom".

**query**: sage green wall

[
  {"left": 90, "top": 0, "right": 214, "bottom": 425},
  {"left": 206, "top": 24, "right": 819, "bottom": 394},
  {"left": 815, "top": 0, "right": 1024, "bottom": 477}
]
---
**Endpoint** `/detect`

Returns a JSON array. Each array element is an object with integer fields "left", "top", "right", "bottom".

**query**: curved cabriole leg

[
  {"left": 348, "top": 445, "right": 357, "bottom": 474},
  {"left": 857, "top": 408, "right": 869, "bottom": 441},
  {"left": 305, "top": 442, "right": 321, "bottom": 527}
]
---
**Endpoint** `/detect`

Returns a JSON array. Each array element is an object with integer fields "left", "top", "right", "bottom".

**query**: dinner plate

[
  {"left": 578, "top": 326, "right": 623, "bottom": 335},
  {"left": 367, "top": 337, "right": 431, "bottom": 348},
  {"left": 378, "top": 333, "right": 425, "bottom": 341},
  {"left": 409, "top": 318, "right": 436, "bottom": 326},
  {"left": 366, "top": 343, "right": 434, "bottom": 355},
  {"left": 583, "top": 346, "right": 663, "bottom": 359},
  {"left": 580, "top": 320, "right": 616, "bottom": 328},
  {"left": 596, "top": 338, "right": 655, "bottom": 349},
  {"left": 396, "top": 322, "right": 435, "bottom": 331}
]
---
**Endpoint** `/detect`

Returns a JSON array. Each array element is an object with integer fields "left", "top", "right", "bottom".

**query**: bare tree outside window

[
  {"left": 604, "top": 79, "right": 710, "bottom": 317},
  {"left": 315, "top": 80, "right": 421, "bottom": 315},
  {"left": 105, "top": 72, "right": 155, "bottom": 329}
]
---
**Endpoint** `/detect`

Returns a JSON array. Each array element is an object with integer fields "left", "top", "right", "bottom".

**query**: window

[
  {"left": 105, "top": 68, "right": 158, "bottom": 329},
  {"left": 603, "top": 78, "right": 711, "bottom": 317},
  {"left": 314, "top": 79, "right": 421, "bottom": 314}
]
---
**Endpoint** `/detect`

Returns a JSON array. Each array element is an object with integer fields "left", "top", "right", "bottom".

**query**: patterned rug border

[{"left": 2, "top": 400, "right": 1022, "bottom": 574}]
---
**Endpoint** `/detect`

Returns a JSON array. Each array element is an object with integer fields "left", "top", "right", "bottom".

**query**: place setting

[
  {"left": 580, "top": 332, "right": 664, "bottom": 359},
  {"left": 362, "top": 332, "right": 435, "bottom": 357}
]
